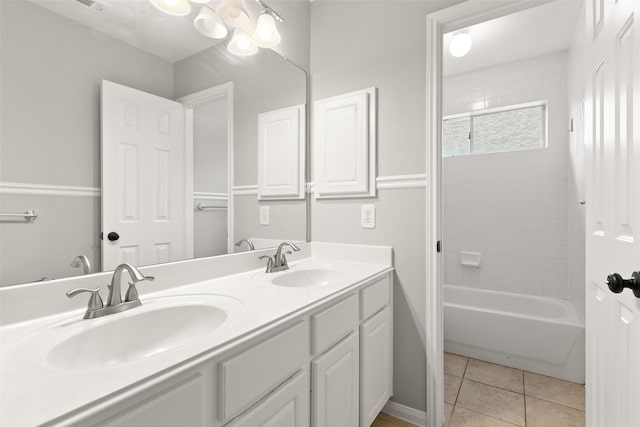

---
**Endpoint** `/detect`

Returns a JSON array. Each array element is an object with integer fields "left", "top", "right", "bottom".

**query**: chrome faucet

[
  {"left": 259, "top": 241, "right": 300, "bottom": 273},
  {"left": 235, "top": 238, "right": 255, "bottom": 251},
  {"left": 70, "top": 255, "right": 92, "bottom": 275},
  {"left": 67, "top": 263, "right": 154, "bottom": 319}
]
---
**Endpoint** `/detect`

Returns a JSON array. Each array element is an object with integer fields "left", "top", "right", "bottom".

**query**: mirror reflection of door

[
  {"left": 180, "top": 83, "right": 233, "bottom": 258},
  {"left": 101, "top": 80, "right": 192, "bottom": 270}
]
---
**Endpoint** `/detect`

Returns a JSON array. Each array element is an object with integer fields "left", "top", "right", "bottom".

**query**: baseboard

[{"left": 382, "top": 400, "right": 427, "bottom": 427}]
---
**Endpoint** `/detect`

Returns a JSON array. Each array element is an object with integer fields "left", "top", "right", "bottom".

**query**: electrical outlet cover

[
  {"left": 361, "top": 204, "right": 375, "bottom": 229},
  {"left": 259, "top": 206, "right": 270, "bottom": 226}
]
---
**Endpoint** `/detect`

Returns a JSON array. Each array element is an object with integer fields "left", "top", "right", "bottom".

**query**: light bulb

[
  {"left": 194, "top": 6, "right": 228, "bottom": 39},
  {"left": 149, "top": 0, "right": 191, "bottom": 16},
  {"left": 216, "top": 0, "right": 250, "bottom": 27},
  {"left": 253, "top": 12, "right": 280, "bottom": 48},
  {"left": 449, "top": 32, "right": 472, "bottom": 58},
  {"left": 228, "top": 28, "right": 258, "bottom": 56}
]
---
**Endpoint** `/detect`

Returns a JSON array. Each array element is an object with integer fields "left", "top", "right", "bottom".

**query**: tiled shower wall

[{"left": 442, "top": 52, "right": 573, "bottom": 299}]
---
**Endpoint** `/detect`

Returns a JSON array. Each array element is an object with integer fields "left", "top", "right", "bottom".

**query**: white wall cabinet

[
  {"left": 64, "top": 273, "right": 393, "bottom": 427},
  {"left": 258, "top": 105, "right": 306, "bottom": 200},
  {"left": 360, "top": 306, "right": 393, "bottom": 427},
  {"left": 313, "top": 88, "right": 376, "bottom": 199},
  {"left": 311, "top": 332, "right": 360, "bottom": 427}
]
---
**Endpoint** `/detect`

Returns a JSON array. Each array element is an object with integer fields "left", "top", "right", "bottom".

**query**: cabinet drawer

[
  {"left": 218, "top": 320, "right": 309, "bottom": 423},
  {"left": 311, "top": 294, "right": 359, "bottom": 355},
  {"left": 360, "top": 275, "right": 390, "bottom": 321}
]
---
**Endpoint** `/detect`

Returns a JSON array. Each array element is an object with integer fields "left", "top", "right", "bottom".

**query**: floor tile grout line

[
  {"left": 461, "top": 377, "right": 525, "bottom": 396},
  {"left": 524, "top": 394, "right": 586, "bottom": 413},
  {"left": 453, "top": 402, "right": 523, "bottom": 427}
]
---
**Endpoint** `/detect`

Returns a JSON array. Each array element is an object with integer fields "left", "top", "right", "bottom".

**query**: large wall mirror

[{"left": 0, "top": 0, "right": 308, "bottom": 286}]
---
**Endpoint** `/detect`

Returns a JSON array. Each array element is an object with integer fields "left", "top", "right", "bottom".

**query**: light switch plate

[
  {"left": 361, "top": 204, "right": 375, "bottom": 229},
  {"left": 260, "top": 206, "right": 270, "bottom": 226}
]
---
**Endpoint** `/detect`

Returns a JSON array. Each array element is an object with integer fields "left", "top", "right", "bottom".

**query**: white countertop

[{"left": 0, "top": 248, "right": 392, "bottom": 427}]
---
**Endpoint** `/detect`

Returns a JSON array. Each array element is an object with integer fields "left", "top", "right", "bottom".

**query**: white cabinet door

[
  {"left": 227, "top": 370, "right": 310, "bottom": 427},
  {"left": 584, "top": 0, "right": 640, "bottom": 426},
  {"left": 101, "top": 80, "right": 192, "bottom": 270},
  {"left": 93, "top": 371, "right": 214, "bottom": 427},
  {"left": 313, "top": 88, "right": 376, "bottom": 199},
  {"left": 258, "top": 105, "right": 305, "bottom": 200},
  {"left": 360, "top": 307, "right": 392, "bottom": 427},
  {"left": 311, "top": 332, "right": 359, "bottom": 427}
]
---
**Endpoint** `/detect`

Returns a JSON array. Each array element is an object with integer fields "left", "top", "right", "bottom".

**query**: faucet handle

[
  {"left": 124, "top": 276, "right": 154, "bottom": 302},
  {"left": 259, "top": 255, "right": 274, "bottom": 273},
  {"left": 67, "top": 287, "right": 104, "bottom": 311}
]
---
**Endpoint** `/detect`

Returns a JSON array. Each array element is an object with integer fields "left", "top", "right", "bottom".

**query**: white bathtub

[{"left": 444, "top": 284, "right": 585, "bottom": 383}]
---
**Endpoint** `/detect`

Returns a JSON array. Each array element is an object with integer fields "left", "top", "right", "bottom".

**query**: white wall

[
  {"left": 310, "top": 0, "right": 465, "bottom": 412},
  {"left": 566, "top": 3, "right": 587, "bottom": 319},
  {"left": 442, "top": 52, "right": 577, "bottom": 300}
]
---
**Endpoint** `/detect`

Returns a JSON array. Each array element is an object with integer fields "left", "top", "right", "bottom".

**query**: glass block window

[{"left": 443, "top": 103, "right": 547, "bottom": 157}]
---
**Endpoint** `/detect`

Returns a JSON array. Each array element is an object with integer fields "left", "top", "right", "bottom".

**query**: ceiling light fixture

[
  {"left": 253, "top": 10, "right": 281, "bottom": 48},
  {"left": 216, "top": 0, "right": 250, "bottom": 27},
  {"left": 227, "top": 28, "right": 259, "bottom": 56},
  {"left": 194, "top": 6, "right": 228, "bottom": 39},
  {"left": 149, "top": 0, "right": 284, "bottom": 57},
  {"left": 449, "top": 32, "right": 472, "bottom": 58},
  {"left": 149, "top": 0, "right": 191, "bottom": 16}
]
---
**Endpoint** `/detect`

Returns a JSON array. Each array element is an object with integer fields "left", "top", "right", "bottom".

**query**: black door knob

[
  {"left": 107, "top": 232, "right": 120, "bottom": 242},
  {"left": 607, "top": 271, "right": 640, "bottom": 298}
]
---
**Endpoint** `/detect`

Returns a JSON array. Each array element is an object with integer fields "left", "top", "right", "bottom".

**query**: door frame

[
  {"left": 178, "top": 82, "right": 235, "bottom": 254},
  {"left": 424, "top": 1, "right": 553, "bottom": 425}
]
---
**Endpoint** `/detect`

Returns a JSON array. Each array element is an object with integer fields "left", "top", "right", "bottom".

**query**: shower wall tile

[{"left": 442, "top": 52, "right": 571, "bottom": 299}]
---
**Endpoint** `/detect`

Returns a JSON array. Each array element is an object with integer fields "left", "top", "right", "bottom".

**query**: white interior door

[
  {"left": 101, "top": 80, "right": 191, "bottom": 270},
  {"left": 585, "top": 1, "right": 640, "bottom": 426}
]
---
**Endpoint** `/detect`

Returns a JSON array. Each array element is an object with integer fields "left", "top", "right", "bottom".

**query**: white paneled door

[
  {"left": 585, "top": 0, "right": 640, "bottom": 426},
  {"left": 101, "top": 80, "right": 192, "bottom": 270}
]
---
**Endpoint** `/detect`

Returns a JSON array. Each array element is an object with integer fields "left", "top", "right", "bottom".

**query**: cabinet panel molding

[
  {"left": 258, "top": 104, "right": 306, "bottom": 200},
  {"left": 313, "top": 88, "right": 377, "bottom": 199}
]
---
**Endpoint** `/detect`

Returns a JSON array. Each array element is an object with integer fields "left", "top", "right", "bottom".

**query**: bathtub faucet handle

[{"left": 606, "top": 271, "right": 640, "bottom": 298}]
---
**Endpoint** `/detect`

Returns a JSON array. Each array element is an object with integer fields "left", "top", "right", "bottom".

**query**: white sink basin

[
  {"left": 48, "top": 304, "right": 226, "bottom": 369},
  {"left": 2, "top": 294, "right": 244, "bottom": 371},
  {"left": 271, "top": 269, "right": 349, "bottom": 288}
]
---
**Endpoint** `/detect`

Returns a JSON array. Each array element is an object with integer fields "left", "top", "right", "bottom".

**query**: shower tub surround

[{"left": 0, "top": 242, "right": 393, "bottom": 427}]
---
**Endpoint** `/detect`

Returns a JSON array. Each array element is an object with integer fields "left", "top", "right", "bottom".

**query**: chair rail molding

[
  {"left": 0, "top": 182, "right": 101, "bottom": 197},
  {"left": 232, "top": 185, "right": 259, "bottom": 196}
]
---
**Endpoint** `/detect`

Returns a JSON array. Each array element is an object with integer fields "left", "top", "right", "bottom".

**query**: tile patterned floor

[
  {"left": 444, "top": 352, "right": 586, "bottom": 427},
  {"left": 372, "top": 353, "right": 585, "bottom": 427}
]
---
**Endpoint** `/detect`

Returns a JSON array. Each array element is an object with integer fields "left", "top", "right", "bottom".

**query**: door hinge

[{"left": 437, "top": 241, "right": 441, "bottom": 253}]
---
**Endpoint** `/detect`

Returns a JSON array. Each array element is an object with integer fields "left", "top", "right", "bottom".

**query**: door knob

[
  {"left": 606, "top": 271, "right": 640, "bottom": 298},
  {"left": 107, "top": 232, "right": 120, "bottom": 242}
]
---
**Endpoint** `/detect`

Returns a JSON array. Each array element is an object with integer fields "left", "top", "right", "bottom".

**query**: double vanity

[{"left": 0, "top": 242, "right": 394, "bottom": 427}]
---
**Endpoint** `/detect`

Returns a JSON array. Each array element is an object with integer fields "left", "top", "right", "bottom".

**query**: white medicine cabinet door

[
  {"left": 360, "top": 306, "right": 393, "bottom": 427},
  {"left": 313, "top": 88, "right": 377, "bottom": 199},
  {"left": 311, "top": 332, "right": 359, "bottom": 427},
  {"left": 258, "top": 105, "right": 306, "bottom": 200},
  {"left": 227, "top": 370, "right": 310, "bottom": 427}
]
